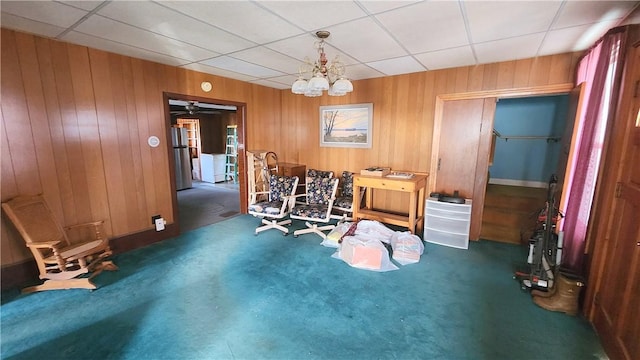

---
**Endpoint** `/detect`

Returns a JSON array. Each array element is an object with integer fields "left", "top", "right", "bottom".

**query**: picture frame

[{"left": 319, "top": 103, "right": 373, "bottom": 148}]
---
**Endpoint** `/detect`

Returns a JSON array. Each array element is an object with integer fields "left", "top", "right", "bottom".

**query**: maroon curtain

[{"left": 560, "top": 27, "right": 628, "bottom": 275}]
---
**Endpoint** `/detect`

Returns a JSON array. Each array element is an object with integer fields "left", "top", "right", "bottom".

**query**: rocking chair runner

[{"left": 1, "top": 194, "right": 118, "bottom": 293}]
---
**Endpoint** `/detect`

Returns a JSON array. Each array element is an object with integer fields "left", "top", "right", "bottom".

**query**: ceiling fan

[{"left": 170, "top": 101, "right": 220, "bottom": 116}]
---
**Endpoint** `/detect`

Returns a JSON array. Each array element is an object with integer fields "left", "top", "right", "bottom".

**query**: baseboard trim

[
  {"left": 110, "top": 223, "right": 179, "bottom": 254},
  {"left": 489, "top": 178, "right": 547, "bottom": 188},
  {"left": 1, "top": 224, "right": 179, "bottom": 291}
]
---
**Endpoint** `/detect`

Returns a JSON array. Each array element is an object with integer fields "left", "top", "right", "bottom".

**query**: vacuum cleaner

[{"left": 514, "top": 174, "right": 564, "bottom": 291}]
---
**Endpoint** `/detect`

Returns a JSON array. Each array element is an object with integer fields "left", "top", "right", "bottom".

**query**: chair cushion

[
  {"left": 334, "top": 196, "right": 353, "bottom": 209},
  {"left": 341, "top": 171, "right": 354, "bottom": 197},
  {"left": 291, "top": 204, "right": 329, "bottom": 218},
  {"left": 269, "top": 175, "right": 297, "bottom": 201},
  {"left": 307, "top": 178, "right": 335, "bottom": 205},
  {"left": 307, "top": 168, "right": 332, "bottom": 180},
  {"left": 249, "top": 200, "right": 284, "bottom": 215}
]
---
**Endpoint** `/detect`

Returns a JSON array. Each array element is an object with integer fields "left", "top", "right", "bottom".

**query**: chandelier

[{"left": 291, "top": 31, "right": 353, "bottom": 97}]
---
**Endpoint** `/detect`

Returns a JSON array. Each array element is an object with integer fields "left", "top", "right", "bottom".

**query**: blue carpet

[{"left": 1, "top": 215, "right": 606, "bottom": 359}]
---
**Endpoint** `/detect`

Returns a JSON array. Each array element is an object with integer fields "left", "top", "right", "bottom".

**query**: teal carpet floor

[{"left": 1, "top": 215, "right": 606, "bottom": 359}]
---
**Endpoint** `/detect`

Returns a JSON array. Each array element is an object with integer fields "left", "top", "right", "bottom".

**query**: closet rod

[{"left": 502, "top": 135, "right": 561, "bottom": 142}]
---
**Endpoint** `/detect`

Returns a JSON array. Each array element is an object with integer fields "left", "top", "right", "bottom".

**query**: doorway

[
  {"left": 482, "top": 94, "right": 570, "bottom": 244},
  {"left": 164, "top": 92, "right": 247, "bottom": 233},
  {"left": 430, "top": 84, "right": 575, "bottom": 243}
]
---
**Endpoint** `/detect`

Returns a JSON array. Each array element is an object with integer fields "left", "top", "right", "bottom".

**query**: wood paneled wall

[
  {"left": 1, "top": 28, "right": 580, "bottom": 268},
  {"left": 277, "top": 54, "right": 579, "bottom": 214},
  {"left": 0, "top": 29, "right": 280, "bottom": 266}
]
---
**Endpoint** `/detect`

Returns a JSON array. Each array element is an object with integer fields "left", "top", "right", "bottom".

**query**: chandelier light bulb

[
  {"left": 292, "top": 77, "right": 308, "bottom": 94},
  {"left": 308, "top": 73, "right": 330, "bottom": 91}
]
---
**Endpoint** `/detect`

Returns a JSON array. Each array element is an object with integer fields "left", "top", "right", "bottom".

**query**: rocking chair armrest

[
  {"left": 65, "top": 221, "right": 107, "bottom": 245},
  {"left": 26, "top": 240, "right": 62, "bottom": 249},
  {"left": 64, "top": 220, "right": 105, "bottom": 231}
]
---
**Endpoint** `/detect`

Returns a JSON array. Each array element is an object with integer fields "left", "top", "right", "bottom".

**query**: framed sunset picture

[{"left": 319, "top": 103, "right": 373, "bottom": 148}]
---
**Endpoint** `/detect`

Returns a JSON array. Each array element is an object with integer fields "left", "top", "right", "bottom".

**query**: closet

[{"left": 430, "top": 87, "right": 576, "bottom": 242}]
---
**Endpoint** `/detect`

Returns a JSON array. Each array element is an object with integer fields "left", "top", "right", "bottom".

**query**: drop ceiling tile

[
  {"left": 200, "top": 56, "right": 285, "bottom": 78},
  {"left": 358, "top": 1, "right": 422, "bottom": 14},
  {"left": 60, "top": 1, "right": 106, "bottom": 12},
  {"left": 0, "top": 12, "right": 66, "bottom": 38},
  {"left": 1, "top": 0, "right": 634, "bottom": 91},
  {"left": 230, "top": 46, "right": 304, "bottom": 74},
  {"left": 74, "top": 15, "right": 219, "bottom": 62},
  {"left": 539, "top": 20, "right": 620, "bottom": 55},
  {"left": 160, "top": 1, "right": 304, "bottom": 44},
  {"left": 268, "top": 74, "right": 299, "bottom": 87},
  {"left": 180, "top": 63, "right": 258, "bottom": 82},
  {"left": 366, "top": 56, "right": 426, "bottom": 76},
  {"left": 344, "top": 63, "right": 386, "bottom": 81},
  {"left": 266, "top": 33, "right": 358, "bottom": 66},
  {"left": 464, "top": 1, "right": 561, "bottom": 43},
  {"left": 97, "top": 1, "right": 256, "bottom": 53},
  {"left": 265, "top": 34, "right": 321, "bottom": 62},
  {"left": 553, "top": 1, "right": 637, "bottom": 29},
  {"left": 474, "top": 33, "right": 546, "bottom": 64},
  {"left": 258, "top": 1, "right": 367, "bottom": 31},
  {"left": 325, "top": 17, "right": 408, "bottom": 62},
  {"left": 1, "top": 0, "right": 88, "bottom": 28},
  {"left": 250, "top": 78, "right": 291, "bottom": 90},
  {"left": 63, "top": 31, "right": 191, "bottom": 67},
  {"left": 375, "top": 1, "right": 469, "bottom": 53},
  {"left": 414, "top": 46, "right": 476, "bottom": 70}
]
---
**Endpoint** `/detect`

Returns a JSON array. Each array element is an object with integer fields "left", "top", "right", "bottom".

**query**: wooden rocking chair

[{"left": 1, "top": 194, "right": 118, "bottom": 293}]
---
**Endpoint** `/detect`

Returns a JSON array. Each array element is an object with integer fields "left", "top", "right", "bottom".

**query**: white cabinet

[
  {"left": 201, "top": 153, "right": 226, "bottom": 183},
  {"left": 424, "top": 198, "right": 472, "bottom": 249}
]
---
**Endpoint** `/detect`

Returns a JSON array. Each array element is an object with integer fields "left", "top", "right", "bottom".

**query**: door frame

[
  {"left": 430, "top": 83, "right": 575, "bottom": 240},
  {"left": 163, "top": 92, "right": 248, "bottom": 233}
]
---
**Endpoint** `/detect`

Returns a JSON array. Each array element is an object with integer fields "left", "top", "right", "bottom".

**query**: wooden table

[{"left": 352, "top": 173, "right": 428, "bottom": 234}]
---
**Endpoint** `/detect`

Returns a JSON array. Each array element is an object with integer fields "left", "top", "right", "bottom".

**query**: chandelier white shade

[{"left": 291, "top": 31, "right": 353, "bottom": 97}]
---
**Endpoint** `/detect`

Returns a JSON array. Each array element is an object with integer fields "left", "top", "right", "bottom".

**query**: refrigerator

[{"left": 172, "top": 127, "right": 192, "bottom": 190}]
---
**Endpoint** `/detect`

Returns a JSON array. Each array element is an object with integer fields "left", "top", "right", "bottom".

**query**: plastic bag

[
  {"left": 332, "top": 234, "right": 399, "bottom": 272},
  {"left": 390, "top": 231, "right": 424, "bottom": 265},
  {"left": 321, "top": 221, "right": 353, "bottom": 248},
  {"left": 354, "top": 220, "right": 396, "bottom": 243}
]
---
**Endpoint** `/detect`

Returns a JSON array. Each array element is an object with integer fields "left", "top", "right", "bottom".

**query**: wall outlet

[
  {"left": 155, "top": 217, "right": 166, "bottom": 231},
  {"left": 151, "top": 215, "right": 161, "bottom": 225}
]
